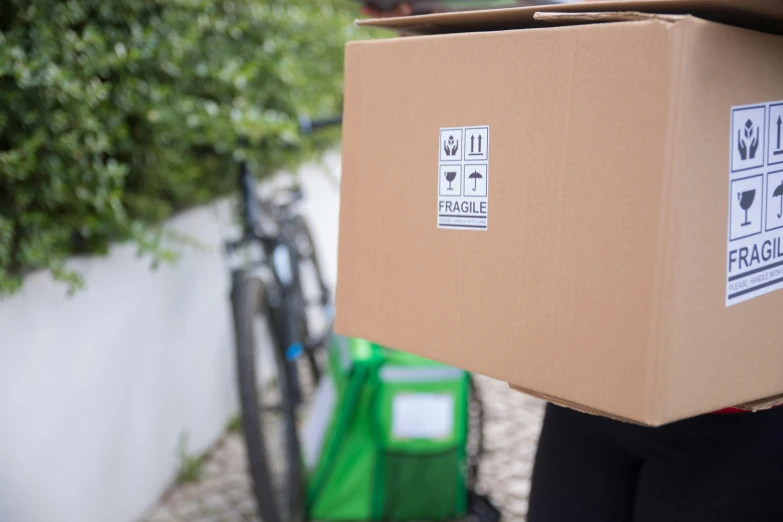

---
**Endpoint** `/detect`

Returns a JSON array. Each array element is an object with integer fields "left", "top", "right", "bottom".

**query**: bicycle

[
  {"left": 225, "top": 116, "right": 340, "bottom": 522},
  {"left": 226, "top": 113, "right": 495, "bottom": 522}
]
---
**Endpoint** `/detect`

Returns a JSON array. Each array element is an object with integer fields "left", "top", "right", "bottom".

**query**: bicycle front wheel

[{"left": 231, "top": 272, "right": 305, "bottom": 522}]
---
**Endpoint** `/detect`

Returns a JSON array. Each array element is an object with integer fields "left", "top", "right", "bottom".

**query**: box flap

[
  {"left": 533, "top": 11, "right": 685, "bottom": 25},
  {"left": 734, "top": 394, "right": 783, "bottom": 413},
  {"left": 357, "top": 0, "right": 783, "bottom": 36}
]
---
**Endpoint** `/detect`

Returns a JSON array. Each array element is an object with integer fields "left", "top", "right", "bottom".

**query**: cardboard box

[{"left": 335, "top": 0, "right": 783, "bottom": 426}]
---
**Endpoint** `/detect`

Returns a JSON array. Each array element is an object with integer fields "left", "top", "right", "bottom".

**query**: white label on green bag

[
  {"left": 392, "top": 393, "right": 454, "bottom": 440},
  {"left": 301, "top": 375, "right": 336, "bottom": 470}
]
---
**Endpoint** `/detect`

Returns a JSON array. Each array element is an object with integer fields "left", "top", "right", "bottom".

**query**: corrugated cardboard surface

[
  {"left": 337, "top": 5, "right": 783, "bottom": 425},
  {"left": 654, "top": 18, "right": 783, "bottom": 423}
]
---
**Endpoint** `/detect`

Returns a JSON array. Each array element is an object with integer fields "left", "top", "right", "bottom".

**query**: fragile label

[
  {"left": 438, "top": 126, "right": 489, "bottom": 230},
  {"left": 726, "top": 100, "right": 783, "bottom": 305}
]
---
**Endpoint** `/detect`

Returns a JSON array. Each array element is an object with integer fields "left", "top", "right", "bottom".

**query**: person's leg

[
  {"left": 527, "top": 403, "right": 642, "bottom": 522},
  {"left": 634, "top": 407, "right": 783, "bottom": 522}
]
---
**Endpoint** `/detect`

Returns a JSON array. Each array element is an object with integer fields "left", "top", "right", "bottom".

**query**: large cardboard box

[{"left": 335, "top": 0, "right": 783, "bottom": 425}]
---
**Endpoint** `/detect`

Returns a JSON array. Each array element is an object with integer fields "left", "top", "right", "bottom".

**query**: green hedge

[{"left": 0, "top": 0, "right": 367, "bottom": 295}]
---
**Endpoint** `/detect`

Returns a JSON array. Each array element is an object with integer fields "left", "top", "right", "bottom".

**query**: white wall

[{"left": 0, "top": 151, "right": 341, "bottom": 522}]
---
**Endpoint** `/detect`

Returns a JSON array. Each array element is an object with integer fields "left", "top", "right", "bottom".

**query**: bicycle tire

[
  {"left": 231, "top": 272, "right": 305, "bottom": 522},
  {"left": 291, "top": 215, "right": 330, "bottom": 384}
]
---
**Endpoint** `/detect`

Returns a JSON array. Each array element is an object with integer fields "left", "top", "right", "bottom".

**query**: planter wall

[{"left": 0, "top": 152, "right": 340, "bottom": 522}]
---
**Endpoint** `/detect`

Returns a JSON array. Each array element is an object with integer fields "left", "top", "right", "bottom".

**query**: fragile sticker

[
  {"left": 726, "top": 100, "right": 783, "bottom": 305},
  {"left": 438, "top": 126, "right": 489, "bottom": 230}
]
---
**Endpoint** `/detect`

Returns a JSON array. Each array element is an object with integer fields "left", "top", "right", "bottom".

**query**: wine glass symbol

[
  {"left": 445, "top": 170, "right": 457, "bottom": 190},
  {"left": 738, "top": 189, "right": 756, "bottom": 227}
]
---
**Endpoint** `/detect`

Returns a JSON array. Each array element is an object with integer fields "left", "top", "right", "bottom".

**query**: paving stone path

[{"left": 141, "top": 376, "right": 545, "bottom": 522}]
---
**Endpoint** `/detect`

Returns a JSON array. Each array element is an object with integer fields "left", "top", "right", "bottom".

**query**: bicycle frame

[
  {"left": 226, "top": 115, "right": 342, "bottom": 403},
  {"left": 225, "top": 155, "right": 307, "bottom": 403}
]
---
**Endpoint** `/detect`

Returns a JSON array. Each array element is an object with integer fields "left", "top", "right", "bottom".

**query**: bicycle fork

[{"left": 271, "top": 241, "right": 305, "bottom": 406}]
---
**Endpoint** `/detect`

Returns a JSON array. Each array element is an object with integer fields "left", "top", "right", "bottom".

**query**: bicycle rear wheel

[
  {"left": 291, "top": 215, "right": 330, "bottom": 384},
  {"left": 231, "top": 272, "right": 305, "bottom": 522}
]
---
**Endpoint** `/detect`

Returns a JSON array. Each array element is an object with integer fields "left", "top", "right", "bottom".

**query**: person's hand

[{"left": 360, "top": 2, "right": 414, "bottom": 18}]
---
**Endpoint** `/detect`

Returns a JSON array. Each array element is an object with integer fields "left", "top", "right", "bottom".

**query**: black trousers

[{"left": 527, "top": 403, "right": 783, "bottom": 522}]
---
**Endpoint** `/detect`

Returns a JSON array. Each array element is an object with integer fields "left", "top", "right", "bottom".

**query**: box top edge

[{"left": 357, "top": 0, "right": 783, "bottom": 36}]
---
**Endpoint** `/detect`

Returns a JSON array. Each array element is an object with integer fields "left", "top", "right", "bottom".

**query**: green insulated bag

[{"left": 302, "top": 335, "right": 489, "bottom": 521}]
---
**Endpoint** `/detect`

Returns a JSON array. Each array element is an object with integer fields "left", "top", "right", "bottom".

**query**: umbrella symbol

[
  {"left": 774, "top": 181, "right": 783, "bottom": 218},
  {"left": 469, "top": 170, "right": 483, "bottom": 191}
]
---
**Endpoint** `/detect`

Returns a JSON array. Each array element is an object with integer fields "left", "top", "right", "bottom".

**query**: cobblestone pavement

[{"left": 141, "top": 376, "right": 545, "bottom": 522}]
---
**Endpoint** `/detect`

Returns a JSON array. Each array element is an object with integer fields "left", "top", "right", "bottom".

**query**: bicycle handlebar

[
  {"left": 298, "top": 115, "right": 343, "bottom": 135},
  {"left": 234, "top": 114, "right": 341, "bottom": 239},
  {"left": 357, "top": 0, "right": 442, "bottom": 12}
]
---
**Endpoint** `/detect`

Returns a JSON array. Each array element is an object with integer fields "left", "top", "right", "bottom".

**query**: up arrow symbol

[
  {"left": 478, "top": 134, "right": 482, "bottom": 152},
  {"left": 777, "top": 116, "right": 782, "bottom": 151}
]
